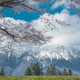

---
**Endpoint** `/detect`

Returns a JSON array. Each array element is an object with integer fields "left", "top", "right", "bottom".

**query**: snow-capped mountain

[{"left": 0, "top": 44, "right": 80, "bottom": 75}]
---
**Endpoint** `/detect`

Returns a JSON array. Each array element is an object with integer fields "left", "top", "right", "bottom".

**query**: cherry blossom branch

[{"left": 0, "top": 20, "right": 53, "bottom": 45}]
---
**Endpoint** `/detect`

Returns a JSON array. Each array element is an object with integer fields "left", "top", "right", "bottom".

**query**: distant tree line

[
  {"left": 46, "top": 64, "right": 72, "bottom": 76},
  {"left": 25, "top": 63, "right": 72, "bottom": 76},
  {"left": 0, "top": 63, "right": 73, "bottom": 76}
]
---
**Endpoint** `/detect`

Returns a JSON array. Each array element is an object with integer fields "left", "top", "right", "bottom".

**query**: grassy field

[{"left": 0, "top": 76, "right": 80, "bottom": 80}]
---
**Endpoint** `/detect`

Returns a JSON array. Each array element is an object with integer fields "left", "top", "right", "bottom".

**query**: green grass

[{"left": 0, "top": 76, "right": 80, "bottom": 80}]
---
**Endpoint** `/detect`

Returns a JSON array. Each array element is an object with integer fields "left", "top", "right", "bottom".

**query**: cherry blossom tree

[
  {"left": 0, "top": 0, "right": 79, "bottom": 53},
  {"left": 0, "top": 0, "right": 53, "bottom": 54},
  {"left": 0, "top": 0, "right": 52, "bottom": 46}
]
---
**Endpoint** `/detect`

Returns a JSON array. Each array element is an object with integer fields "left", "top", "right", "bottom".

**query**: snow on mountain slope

[
  {"left": 39, "top": 44, "right": 80, "bottom": 60},
  {"left": 0, "top": 44, "right": 80, "bottom": 75},
  {"left": 32, "top": 44, "right": 80, "bottom": 72},
  {"left": 30, "top": 44, "right": 80, "bottom": 64}
]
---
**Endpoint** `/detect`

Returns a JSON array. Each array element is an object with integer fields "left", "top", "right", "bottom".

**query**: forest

[
  {"left": 24, "top": 63, "right": 72, "bottom": 76},
  {"left": 0, "top": 63, "right": 72, "bottom": 76}
]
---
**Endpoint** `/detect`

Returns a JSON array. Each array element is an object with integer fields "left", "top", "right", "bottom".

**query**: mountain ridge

[{"left": 0, "top": 44, "right": 80, "bottom": 75}]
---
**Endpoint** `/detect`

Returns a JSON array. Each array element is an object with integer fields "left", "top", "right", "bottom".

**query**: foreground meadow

[{"left": 0, "top": 76, "right": 80, "bottom": 80}]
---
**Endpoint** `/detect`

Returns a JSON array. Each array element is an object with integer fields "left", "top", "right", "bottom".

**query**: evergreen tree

[
  {"left": 30, "top": 63, "right": 35, "bottom": 75},
  {"left": 25, "top": 66, "right": 31, "bottom": 76},
  {"left": 52, "top": 64, "right": 56, "bottom": 75},
  {"left": 30, "top": 63, "right": 33, "bottom": 69},
  {"left": 50, "top": 64, "right": 56, "bottom": 75},
  {"left": 50, "top": 64, "right": 53, "bottom": 75},
  {"left": 46, "top": 67, "right": 51, "bottom": 75},
  {"left": 32, "top": 63, "right": 37, "bottom": 75},
  {"left": 32, "top": 63, "right": 40, "bottom": 76},
  {"left": 0, "top": 68, "right": 5, "bottom": 76},
  {"left": 68, "top": 69, "right": 72, "bottom": 76},
  {"left": 40, "top": 65, "right": 43, "bottom": 75},
  {"left": 58, "top": 70, "right": 62, "bottom": 76},
  {"left": 36, "top": 62, "right": 40, "bottom": 75},
  {"left": 63, "top": 68, "right": 68, "bottom": 76},
  {"left": 46, "top": 64, "right": 56, "bottom": 75},
  {"left": 9, "top": 70, "right": 12, "bottom": 76}
]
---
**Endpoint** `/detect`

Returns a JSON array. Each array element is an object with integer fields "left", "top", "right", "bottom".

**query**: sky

[{"left": 1, "top": 0, "right": 80, "bottom": 49}]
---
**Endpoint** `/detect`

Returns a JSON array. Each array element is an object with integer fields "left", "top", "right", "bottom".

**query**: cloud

[
  {"left": 51, "top": 0, "right": 80, "bottom": 10},
  {"left": 51, "top": 1, "right": 62, "bottom": 10},
  {"left": 51, "top": 10, "right": 80, "bottom": 45},
  {"left": 0, "top": 9, "right": 80, "bottom": 47},
  {"left": 27, "top": 0, "right": 39, "bottom": 6},
  {"left": 31, "top": 9, "right": 80, "bottom": 46},
  {"left": 0, "top": 17, "right": 26, "bottom": 25}
]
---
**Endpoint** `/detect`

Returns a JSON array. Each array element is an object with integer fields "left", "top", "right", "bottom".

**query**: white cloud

[
  {"left": 26, "top": 0, "right": 39, "bottom": 7},
  {"left": 31, "top": 9, "right": 80, "bottom": 47},
  {"left": 51, "top": 10, "right": 80, "bottom": 45},
  {"left": 0, "top": 17, "right": 26, "bottom": 25},
  {"left": 51, "top": 0, "right": 80, "bottom": 10},
  {"left": 51, "top": 1, "right": 62, "bottom": 10},
  {"left": 0, "top": 9, "right": 80, "bottom": 48}
]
